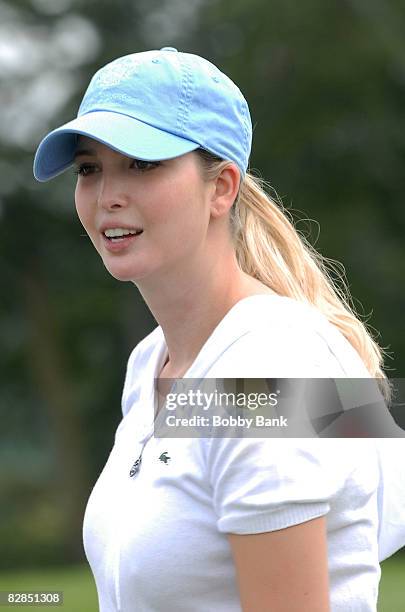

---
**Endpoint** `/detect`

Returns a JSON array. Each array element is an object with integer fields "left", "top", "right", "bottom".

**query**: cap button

[{"left": 160, "top": 47, "right": 178, "bottom": 52}]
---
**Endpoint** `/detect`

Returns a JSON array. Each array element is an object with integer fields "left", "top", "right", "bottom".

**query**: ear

[{"left": 210, "top": 163, "right": 240, "bottom": 219}]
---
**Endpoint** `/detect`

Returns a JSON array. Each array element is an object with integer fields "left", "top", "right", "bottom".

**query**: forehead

[
  {"left": 73, "top": 135, "right": 202, "bottom": 171},
  {"left": 74, "top": 136, "right": 116, "bottom": 158}
]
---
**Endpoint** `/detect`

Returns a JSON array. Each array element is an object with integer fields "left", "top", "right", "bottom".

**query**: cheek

[
  {"left": 74, "top": 184, "right": 85, "bottom": 221},
  {"left": 75, "top": 185, "right": 93, "bottom": 231},
  {"left": 154, "top": 205, "right": 205, "bottom": 258},
  {"left": 74, "top": 186, "right": 103, "bottom": 255},
  {"left": 148, "top": 179, "right": 208, "bottom": 240}
]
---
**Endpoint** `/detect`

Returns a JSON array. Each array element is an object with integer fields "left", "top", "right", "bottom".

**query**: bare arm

[{"left": 228, "top": 515, "right": 330, "bottom": 612}]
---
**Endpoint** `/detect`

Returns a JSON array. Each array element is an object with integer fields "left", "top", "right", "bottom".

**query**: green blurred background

[{"left": 0, "top": 0, "right": 404, "bottom": 609}]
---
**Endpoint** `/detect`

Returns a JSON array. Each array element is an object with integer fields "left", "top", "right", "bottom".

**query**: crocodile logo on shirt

[{"left": 159, "top": 451, "right": 171, "bottom": 464}]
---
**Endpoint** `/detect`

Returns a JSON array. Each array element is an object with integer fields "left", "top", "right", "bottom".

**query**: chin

[{"left": 103, "top": 262, "right": 150, "bottom": 283}]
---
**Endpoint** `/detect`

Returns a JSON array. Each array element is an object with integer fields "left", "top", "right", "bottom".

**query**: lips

[{"left": 100, "top": 226, "right": 143, "bottom": 252}]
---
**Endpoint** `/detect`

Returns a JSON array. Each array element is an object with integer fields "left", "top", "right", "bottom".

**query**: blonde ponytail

[{"left": 197, "top": 149, "right": 393, "bottom": 403}]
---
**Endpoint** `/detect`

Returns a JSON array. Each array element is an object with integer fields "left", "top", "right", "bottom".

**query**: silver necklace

[
  {"left": 129, "top": 381, "right": 168, "bottom": 478},
  {"left": 129, "top": 431, "right": 153, "bottom": 477},
  {"left": 129, "top": 401, "right": 163, "bottom": 478}
]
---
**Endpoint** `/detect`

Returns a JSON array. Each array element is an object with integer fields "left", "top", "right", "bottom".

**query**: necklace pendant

[{"left": 129, "top": 455, "right": 142, "bottom": 477}]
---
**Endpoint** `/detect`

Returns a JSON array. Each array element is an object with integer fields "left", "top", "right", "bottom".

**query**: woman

[{"left": 33, "top": 47, "right": 404, "bottom": 611}]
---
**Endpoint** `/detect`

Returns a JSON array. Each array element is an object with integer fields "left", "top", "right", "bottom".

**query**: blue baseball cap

[{"left": 33, "top": 47, "right": 252, "bottom": 182}]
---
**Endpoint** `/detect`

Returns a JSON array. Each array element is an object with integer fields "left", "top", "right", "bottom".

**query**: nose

[{"left": 97, "top": 172, "right": 128, "bottom": 211}]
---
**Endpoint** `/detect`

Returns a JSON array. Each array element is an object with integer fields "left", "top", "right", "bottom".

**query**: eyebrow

[{"left": 73, "top": 147, "right": 98, "bottom": 160}]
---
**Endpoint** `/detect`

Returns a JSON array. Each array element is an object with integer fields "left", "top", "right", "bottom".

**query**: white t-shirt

[{"left": 82, "top": 294, "right": 405, "bottom": 612}]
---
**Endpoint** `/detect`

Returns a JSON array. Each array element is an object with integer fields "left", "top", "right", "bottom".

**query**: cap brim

[{"left": 33, "top": 111, "right": 200, "bottom": 182}]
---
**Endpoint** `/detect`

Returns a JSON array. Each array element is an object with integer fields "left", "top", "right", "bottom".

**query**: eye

[
  {"left": 73, "top": 163, "right": 97, "bottom": 177},
  {"left": 131, "top": 159, "right": 161, "bottom": 172}
]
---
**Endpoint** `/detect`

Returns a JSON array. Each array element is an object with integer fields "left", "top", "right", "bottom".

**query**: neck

[{"left": 135, "top": 252, "right": 273, "bottom": 375}]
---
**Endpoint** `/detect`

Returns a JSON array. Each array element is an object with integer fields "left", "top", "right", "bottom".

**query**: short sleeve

[{"left": 207, "top": 437, "right": 343, "bottom": 534}]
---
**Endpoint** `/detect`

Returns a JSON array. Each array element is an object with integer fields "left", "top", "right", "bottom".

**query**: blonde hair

[{"left": 196, "top": 148, "right": 393, "bottom": 404}]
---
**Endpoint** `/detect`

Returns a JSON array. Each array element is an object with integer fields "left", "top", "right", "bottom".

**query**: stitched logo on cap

[{"left": 96, "top": 57, "right": 140, "bottom": 88}]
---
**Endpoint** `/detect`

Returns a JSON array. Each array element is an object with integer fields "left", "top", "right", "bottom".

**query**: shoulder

[{"left": 205, "top": 295, "right": 369, "bottom": 378}]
